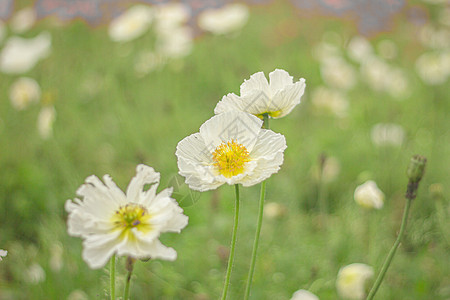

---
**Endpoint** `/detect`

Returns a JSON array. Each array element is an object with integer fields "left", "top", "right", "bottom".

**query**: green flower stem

[
  {"left": 244, "top": 180, "right": 266, "bottom": 300},
  {"left": 123, "top": 269, "right": 133, "bottom": 300},
  {"left": 110, "top": 254, "right": 116, "bottom": 300},
  {"left": 366, "top": 198, "right": 412, "bottom": 300},
  {"left": 220, "top": 184, "right": 240, "bottom": 300},
  {"left": 243, "top": 114, "right": 269, "bottom": 300}
]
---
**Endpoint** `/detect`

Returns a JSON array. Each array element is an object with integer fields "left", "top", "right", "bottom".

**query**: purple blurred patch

[{"left": 0, "top": 0, "right": 13, "bottom": 20}]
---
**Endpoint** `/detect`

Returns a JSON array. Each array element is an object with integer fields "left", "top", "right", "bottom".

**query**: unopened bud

[{"left": 406, "top": 155, "right": 427, "bottom": 183}]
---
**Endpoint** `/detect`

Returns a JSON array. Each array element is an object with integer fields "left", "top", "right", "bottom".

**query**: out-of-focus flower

[
  {"left": 336, "top": 263, "right": 374, "bottom": 300},
  {"left": 384, "top": 68, "right": 410, "bottom": 99},
  {"left": 371, "top": 123, "right": 405, "bottom": 147},
  {"left": 65, "top": 165, "right": 188, "bottom": 269},
  {"left": 10, "top": 7, "right": 36, "bottom": 33},
  {"left": 49, "top": 242, "right": 64, "bottom": 272},
  {"left": 290, "top": 289, "right": 319, "bottom": 300},
  {"left": 347, "top": 36, "right": 373, "bottom": 63},
  {"left": 354, "top": 181, "right": 384, "bottom": 210},
  {"left": 0, "top": 249, "right": 7, "bottom": 261},
  {"left": 154, "top": 3, "right": 190, "bottom": 34},
  {"left": 67, "top": 290, "right": 89, "bottom": 300},
  {"left": 214, "top": 69, "right": 306, "bottom": 119},
  {"left": 9, "top": 77, "right": 41, "bottom": 110},
  {"left": 198, "top": 4, "right": 249, "bottom": 35},
  {"left": 377, "top": 39, "right": 398, "bottom": 60},
  {"left": 108, "top": 5, "right": 154, "bottom": 42},
  {"left": 419, "top": 24, "right": 450, "bottom": 49},
  {"left": 313, "top": 41, "right": 341, "bottom": 62},
  {"left": 439, "top": 7, "right": 450, "bottom": 26},
  {"left": 264, "top": 202, "right": 287, "bottom": 219},
  {"left": 156, "top": 26, "right": 193, "bottom": 58},
  {"left": 25, "top": 263, "right": 46, "bottom": 284},
  {"left": 311, "top": 86, "right": 349, "bottom": 118},
  {"left": 0, "top": 32, "right": 51, "bottom": 74},
  {"left": 320, "top": 57, "right": 357, "bottom": 90},
  {"left": 134, "top": 51, "right": 166, "bottom": 76},
  {"left": 415, "top": 51, "right": 450, "bottom": 85},
  {"left": 311, "top": 155, "right": 341, "bottom": 183},
  {"left": 360, "top": 56, "right": 390, "bottom": 91},
  {"left": 176, "top": 111, "right": 287, "bottom": 191},
  {"left": 37, "top": 106, "right": 56, "bottom": 139}
]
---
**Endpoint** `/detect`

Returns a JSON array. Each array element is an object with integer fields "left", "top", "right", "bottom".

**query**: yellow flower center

[
  {"left": 212, "top": 140, "right": 250, "bottom": 178},
  {"left": 256, "top": 110, "right": 281, "bottom": 119},
  {"left": 111, "top": 203, "right": 152, "bottom": 240}
]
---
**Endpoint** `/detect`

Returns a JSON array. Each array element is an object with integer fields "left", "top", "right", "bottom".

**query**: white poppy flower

[
  {"left": 354, "top": 180, "right": 384, "bottom": 210},
  {"left": 347, "top": 36, "right": 373, "bottom": 63},
  {"left": 65, "top": 165, "right": 188, "bottom": 269},
  {"left": 320, "top": 57, "right": 357, "bottom": 90},
  {"left": 10, "top": 7, "right": 36, "bottom": 33},
  {"left": 154, "top": 3, "right": 190, "bottom": 35},
  {"left": 156, "top": 25, "right": 193, "bottom": 58},
  {"left": 9, "top": 77, "right": 41, "bottom": 110},
  {"left": 176, "top": 111, "right": 287, "bottom": 191},
  {"left": 290, "top": 289, "right": 319, "bottom": 300},
  {"left": 0, "top": 249, "right": 7, "bottom": 261},
  {"left": 0, "top": 32, "right": 51, "bottom": 74},
  {"left": 198, "top": 4, "right": 249, "bottom": 35},
  {"left": 25, "top": 263, "right": 46, "bottom": 284},
  {"left": 108, "top": 5, "right": 154, "bottom": 42},
  {"left": 214, "top": 69, "right": 306, "bottom": 119},
  {"left": 37, "top": 106, "right": 56, "bottom": 139},
  {"left": 336, "top": 263, "right": 374, "bottom": 300},
  {"left": 311, "top": 86, "right": 349, "bottom": 118}
]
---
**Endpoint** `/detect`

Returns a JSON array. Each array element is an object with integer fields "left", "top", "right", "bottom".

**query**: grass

[{"left": 0, "top": 1, "right": 449, "bottom": 299}]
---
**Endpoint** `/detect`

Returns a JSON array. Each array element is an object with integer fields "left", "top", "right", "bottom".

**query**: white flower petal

[
  {"left": 240, "top": 71, "right": 271, "bottom": 98},
  {"left": 270, "top": 79, "right": 306, "bottom": 118},
  {"left": 269, "top": 69, "right": 294, "bottom": 93},
  {"left": 199, "top": 111, "right": 262, "bottom": 152},
  {"left": 126, "top": 164, "right": 160, "bottom": 204}
]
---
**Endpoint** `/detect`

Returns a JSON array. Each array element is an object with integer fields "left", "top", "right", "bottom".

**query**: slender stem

[
  {"left": 244, "top": 180, "right": 266, "bottom": 300},
  {"left": 123, "top": 269, "right": 133, "bottom": 300},
  {"left": 366, "top": 198, "right": 412, "bottom": 300},
  {"left": 243, "top": 114, "right": 270, "bottom": 300},
  {"left": 110, "top": 254, "right": 116, "bottom": 300},
  {"left": 220, "top": 184, "right": 240, "bottom": 300}
]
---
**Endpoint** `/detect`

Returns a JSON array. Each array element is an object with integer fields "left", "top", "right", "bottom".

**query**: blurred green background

[{"left": 0, "top": 0, "right": 449, "bottom": 299}]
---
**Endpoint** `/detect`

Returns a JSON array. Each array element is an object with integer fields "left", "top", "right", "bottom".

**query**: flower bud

[{"left": 406, "top": 155, "right": 427, "bottom": 183}]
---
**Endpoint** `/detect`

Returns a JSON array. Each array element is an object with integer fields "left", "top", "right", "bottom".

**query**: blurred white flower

[
  {"left": 156, "top": 26, "right": 193, "bottom": 58},
  {"left": 371, "top": 123, "right": 405, "bottom": 147},
  {"left": 134, "top": 51, "right": 166, "bottom": 76},
  {"left": 313, "top": 41, "right": 341, "bottom": 63},
  {"left": 37, "top": 106, "right": 56, "bottom": 139},
  {"left": 198, "top": 4, "right": 249, "bottom": 35},
  {"left": 336, "top": 263, "right": 374, "bottom": 300},
  {"left": 415, "top": 51, "right": 450, "bottom": 85},
  {"left": 9, "top": 77, "right": 41, "bottom": 110},
  {"left": 108, "top": 5, "right": 154, "bottom": 42},
  {"left": 321, "top": 156, "right": 341, "bottom": 183},
  {"left": 384, "top": 68, "right": 410, "bottom": 99},
  {"left": 264, "top": 202, "right": 287, "bottom": 219},
  {"left": 154, "top": 3, "right": 190, "bottom": 35},
  {"left": 311, "top": 86, "right": 349, "bottom": 118},
  {"left": 176, "top": 111, "right": 287, "bottom": 191},
  {"left": 377, "top": 39, "right": 398, "bottom": 60},
  {"left": 347, "top": 36, "right": 373, "bottom": 63},
  {"left": 290, "top": 289, "right": 319, "bottom": 300},
  {"left": 419, "top": 24, "right": 450, "bottom": 50},
  {"left": 354, "top": 180, "right": 384, "bottom": 210},
  {"left": 67, "top": 290, "right": 89, "bottom": 300},
  {"left": 320, "top": 57, "right": 357, "bottom": 90},
  {"left": 214, "top": 69, "right": 306, "bottom": 119},
  {"left": 65, "top": 164, "right": 188, "bottom": 269},
  {"left": 10, "top": 7, "right": 36, "bottom": 33},
  {"left": 0, "top": 249, "right": 7, "bottom": 261},
  {"left": 49, "top": 242, "right": 64, "bottom": 272},
  {"left": 360, "top": 56, "right": 390, "bottom": 91},
  {"left": 0, "top": 32, "right": 51, "bottom": 74},
  {"left": 25, "top": 263, "right": 46, "bottom": 284}
]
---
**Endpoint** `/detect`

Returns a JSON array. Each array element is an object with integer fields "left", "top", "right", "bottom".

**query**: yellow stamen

[
  {"left": 111, "top": 203, "right": 152, "bottom": 240},
  {"left": 212, "top": 139, "right": 250, "bottom": 178}
]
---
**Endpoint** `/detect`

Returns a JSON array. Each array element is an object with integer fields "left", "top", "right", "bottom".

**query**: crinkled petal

[
  {"left": 199, "top": 111, "right": 262, "bottom": 152},
  {"left": 126, "top": 164, "right": 160, "bottom": 204},
  {"left": 271, "top": 78, "right": 306, "bottom": 118},
  {"left": 240, "top": 71, "right": 271, "bottom": 98},
  {"left": 269, "top": 69, "right": 294, "bottom": 93},
  {"left": 82, "top": 231, "right": 123, "bottom": 269}
]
